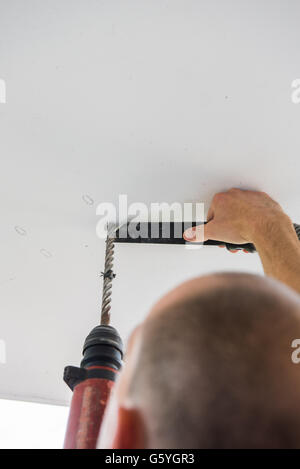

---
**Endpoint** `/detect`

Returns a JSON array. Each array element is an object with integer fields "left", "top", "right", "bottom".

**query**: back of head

[{"left": 129, "top": 272, "right": 300, "bottom": 448}]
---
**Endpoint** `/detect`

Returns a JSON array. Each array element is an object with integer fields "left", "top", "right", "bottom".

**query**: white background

[{"left": 0, "top": 399, "right": 68, "bottom": 449}]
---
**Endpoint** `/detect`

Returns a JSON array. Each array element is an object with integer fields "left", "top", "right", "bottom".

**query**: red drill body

[
  {"left": 63, "top": 325, "right": 123, "bottom": 449},
  {"left": 64, "top": 367, "right": 116, "bottom": 449}
]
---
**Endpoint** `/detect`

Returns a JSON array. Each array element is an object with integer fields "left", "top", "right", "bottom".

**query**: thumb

[{"left": 183, "top": 220, "right": 218, "bottom": 242}]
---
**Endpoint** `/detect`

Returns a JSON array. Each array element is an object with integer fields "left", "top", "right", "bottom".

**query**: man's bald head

[{"left": 126, "top": 272, "right": 300, "bottom": 448}]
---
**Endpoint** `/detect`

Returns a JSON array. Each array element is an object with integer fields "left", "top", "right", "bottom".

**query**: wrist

[{"left": 251, "top": 212, "right": 298, "bottom": 250}]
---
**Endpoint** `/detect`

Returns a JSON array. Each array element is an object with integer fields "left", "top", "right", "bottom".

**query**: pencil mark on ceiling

[
  {"left": 82, "top": 194, "right": 94, "bottom": 206},
  {"left": 40, "top": 249, "right": 52, "bottom": 259},
  {"left": 15, "top": 226, "right": 27, "bottom": 236}
]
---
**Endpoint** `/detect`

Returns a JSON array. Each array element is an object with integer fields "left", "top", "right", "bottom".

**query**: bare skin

[
  {"left": 183, "top": 188, "right": 300, "bottom": 294},
  {"left": 98, "top": 189, "right": 300, "bottom": 449}
]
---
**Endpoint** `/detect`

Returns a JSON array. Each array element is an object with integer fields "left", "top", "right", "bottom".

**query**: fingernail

[
  {"left": 184, "top": 228, "right": 195, "bottom": 240},
  {"left": 243, "top": 249, "right": 249, "bottom": 253},
  {"left": 229, "top": 249, "right": 239, "bottom": 253}
]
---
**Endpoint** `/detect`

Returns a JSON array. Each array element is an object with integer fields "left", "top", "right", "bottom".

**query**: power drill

[{"left": 64, "top": 229, "right": 122, "bottom": 449}]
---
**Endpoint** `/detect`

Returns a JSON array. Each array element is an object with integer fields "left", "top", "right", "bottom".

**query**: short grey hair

[{"left": 129, "top": 272, "right": 300, "bottom": 448}]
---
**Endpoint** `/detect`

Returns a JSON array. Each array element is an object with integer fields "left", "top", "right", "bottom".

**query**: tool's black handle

[
  {"left": 221, "top": 223, "right": 300, "bottom": 253},
  {"left": 114, "top": 222, "right": 300, "bottom": 253}
]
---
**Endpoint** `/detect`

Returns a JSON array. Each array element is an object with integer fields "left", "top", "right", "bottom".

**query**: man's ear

[{"left": 111, "top": 406, "right": 146, "bottom": 449}]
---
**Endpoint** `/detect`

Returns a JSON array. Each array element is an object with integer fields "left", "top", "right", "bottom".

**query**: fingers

[
  {"left": 183, "top": 193, "right": 220, "bottom": 242},
  {"left": 183, "top": 231, "right": 250, "bottom": 254},
  {"left": 219, "top": 245, "right": 239, "bottom": 252},
  {"left": 219, "top": 245, "right": 250, "bottom": 253},
  {"left": 218, "top": 245, "right": 238, "bottom": 252},
  {"left": 183, "top": 226, "right": 201, "bottom": 242},
  {"left": 183, "top": 220, "right": 218, "bottom": 242}
]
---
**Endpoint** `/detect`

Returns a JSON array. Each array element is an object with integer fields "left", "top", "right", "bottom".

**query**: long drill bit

[{"left": 100, "top": 226, "right": 116, "bottom": 325}]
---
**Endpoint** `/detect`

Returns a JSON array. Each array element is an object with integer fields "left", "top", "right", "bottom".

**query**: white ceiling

[{"left": 0, "top": 0, "right": 299, "bottom": 406}]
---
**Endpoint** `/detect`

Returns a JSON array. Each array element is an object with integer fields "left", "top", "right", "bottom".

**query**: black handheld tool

[{"left": 114, "top": 222, "right": 300, "bottom": 253}]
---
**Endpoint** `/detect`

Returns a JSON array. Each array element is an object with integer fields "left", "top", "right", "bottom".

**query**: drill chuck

[
  {"left": 63, "top": 325, "right": 123, "bottom": 449},
  {"left": 64, "top": 325, "right": 123, "bottom": 391},
  {"left": 81, "top": 325, "right": 123, "bottom": 369}
]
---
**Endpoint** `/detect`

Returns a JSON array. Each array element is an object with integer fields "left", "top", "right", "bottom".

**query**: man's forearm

[{"left": 252, "top": 215, "right": 300, "bottom": 294}]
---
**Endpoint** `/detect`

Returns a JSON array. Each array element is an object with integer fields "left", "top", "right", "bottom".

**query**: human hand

[{"left": 183, "top": 188, "right": 288, "bottom": 251}]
